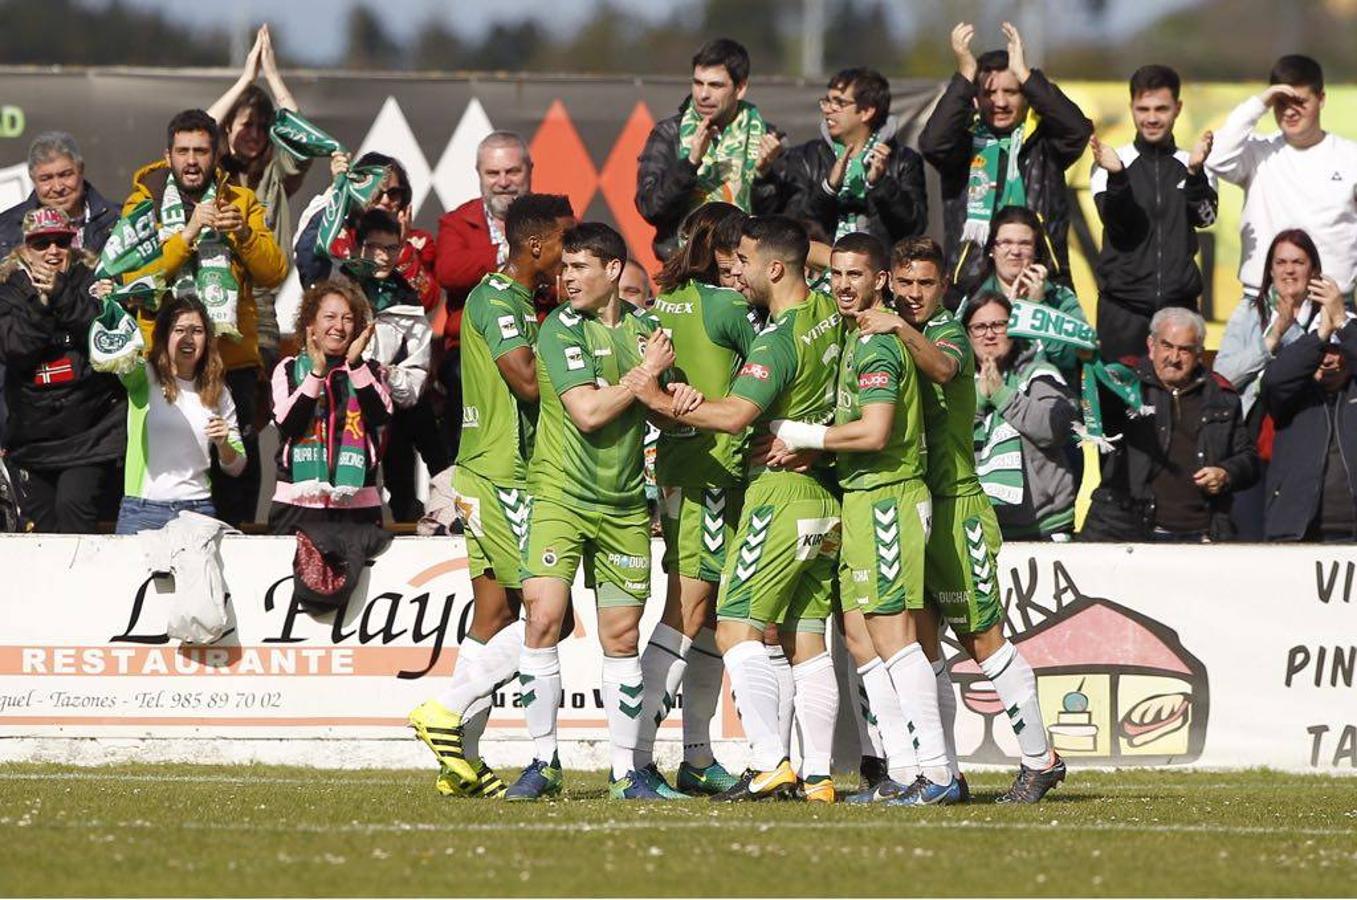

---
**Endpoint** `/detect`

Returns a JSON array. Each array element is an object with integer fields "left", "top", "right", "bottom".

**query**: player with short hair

[
  {"left": 632, "top": 202, "right": 755, "bottom": 798},
  {"left": 772, "top": 232, "right": 957, "bottom": 804},
  {"left": 627, "top": 215, "right": 843, "bottom": 802},
  {"left": 855, "top": 236, "right": 1065, "bottom": 804},
  {"left": 408, "top": 193, "right": 575, "bottom": 798},
  {"left": 505, "top": 222, "right": 678, "bottom": 801}
]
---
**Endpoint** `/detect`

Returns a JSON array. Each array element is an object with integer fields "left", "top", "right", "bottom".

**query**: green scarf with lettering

[
  {"left": 157, "top": 176, "right": 241, "bottom": 340},
  {"left": 96, "top": 200, "right": 163, "bottom": 286},
  {"left": 963, "top": 120, "right": 1027, "bottom": 245},
  {"left": 288, "top": 355, "right": 370, "bottom": 501},
  {"left": 87, "top": 276, "right": 163, "bottom": 375},
  {"left": 269, "top": 108, "right": 344, "bottom": 161},
  {"left": 974, "top": 354, "right": 1066, "bottom": 506},
  {"left": 678, "top": 100, "right": 767, "bottom": 211},
  {"left": 830, "top": 130, "right": 882, "bottom": 241}
]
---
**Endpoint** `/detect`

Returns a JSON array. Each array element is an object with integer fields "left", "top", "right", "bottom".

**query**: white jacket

[
  {"left": 141, "top": 511, "right": 237, "bottom": 645},
  {"left": 365, "top": 303, "right": 432, "bottom": 410}
]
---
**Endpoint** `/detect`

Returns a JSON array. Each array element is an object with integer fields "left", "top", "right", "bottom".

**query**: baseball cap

[{"left": 22, "top": 207, "right": 78, "bottom": 240}]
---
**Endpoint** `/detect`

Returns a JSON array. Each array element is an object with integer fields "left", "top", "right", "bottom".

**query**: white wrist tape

[{"left": 773, "top": 419, "right": 827, "bottom": 451}]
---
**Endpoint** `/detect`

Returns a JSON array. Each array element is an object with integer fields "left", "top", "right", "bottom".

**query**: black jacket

[
  {"left": 634, "top": 101, "right": 781, "bottom": 260},
  {"left": 919, "top": 70, "right": 1092, "bottom": 296},
  {"left": 1082, "top": 357, "right": 1259, "bottom": 541},
  {"left": 768, "top": 119, "right": 928, "bottom": 248},
  {"left": 0, "top": 182, "right": 119, "bottom": 258},
  {"left": 1260, "top": 325, "right": 1357, "bottom": 541},
  {"left": 1093, "top": 137, "right": 1217, "bottom": 313},
  {"left": 0, "top": 257, "right": 126, "bottom": 470}
]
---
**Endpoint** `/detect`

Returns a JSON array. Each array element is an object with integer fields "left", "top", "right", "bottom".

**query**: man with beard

[{"left": 121, "top": 109, "right": 287, "bottom": 527}]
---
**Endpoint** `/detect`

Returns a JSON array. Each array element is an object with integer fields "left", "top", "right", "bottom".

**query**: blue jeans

[{"left": 115, "top": 496, "right": 218, "bottom": 535}]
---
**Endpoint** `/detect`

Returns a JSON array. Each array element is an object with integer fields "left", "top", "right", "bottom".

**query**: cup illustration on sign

[{"left": 950, "top": 591, "right": 1208, "bottom": 766}]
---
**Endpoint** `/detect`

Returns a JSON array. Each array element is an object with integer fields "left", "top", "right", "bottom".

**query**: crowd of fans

[{"left": 1, "top": 24, "right": 1354, "bottom": 545}]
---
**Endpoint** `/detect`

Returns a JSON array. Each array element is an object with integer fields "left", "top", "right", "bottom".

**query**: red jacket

[{"left": 435, "top": 198, "right": 498, "bottom": 349}]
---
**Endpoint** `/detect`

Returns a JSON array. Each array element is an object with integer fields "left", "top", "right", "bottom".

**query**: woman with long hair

[
  {"left": 962, "top": 291, "right": 1079, "bottom": 540},
  {"left": 269, "top": 279, "right": 391, "bottom": 534},
  {"left": 115, "top": 296, "right": 244, "bottom": 534},
  {"left": 964, "top": 205, "right": 1089, "bottom": 380},
  {"left": 1215, "top": 228, "right": 1341, "bottom": 417}
]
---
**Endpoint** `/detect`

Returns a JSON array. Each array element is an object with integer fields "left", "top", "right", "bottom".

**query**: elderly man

[
  {"left": 0, "top": 132, "right": 118, "bottom": 257},
  {"left": 435, "top": 132, "right": 534, "bottom": 456},
  {"left": 1260, "top": 294, "right": 1357, "bottom": 542},
  {"left": 1081, "top": 308, "right": 1259, "bottom": 542}
]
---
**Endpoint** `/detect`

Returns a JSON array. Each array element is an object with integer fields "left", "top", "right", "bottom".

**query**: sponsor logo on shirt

[
  {"left": 497, "top": 315, "right": 520, "bottom": 339},
  {"left": 739, "top": 362, "right": 770, "bottom": 380},
  {"left": 462, "top": 406, "right": 480, "bottom": 428},
  {"left": 564, "top": 345, "right": 586, "bottom": 371},
  {"left": 859, "top": 371, "right": 891, "bottom": 390},
  {"left": 653, "top": 299, "right": 693, "bottom": 314}
]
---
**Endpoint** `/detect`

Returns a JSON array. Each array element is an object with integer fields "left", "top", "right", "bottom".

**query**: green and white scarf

[
  {"left": 96, "top": 200, "right": 163, "bottom": 286},
  {"left": 1004, "top": 299, "right": 1150, "bottom": 452},
  {"left": 87, "top": 276, "right": 161, "bottom": 375},
  {"left": 339, "top": 257, "right": 403, "bottom": 312},
  {"left": 315, "top": 165, "right": 387, "bottom": 259},
  {"left": 158, "top": 176, "right": 241, "bottom": 340},
  {"left": 288, "top": 355, "right": 370, "bottom": 501},
  {"left": 678, "top": 100, "right": 767, "bottom": 211},
  {"left": 831, "top": 130, "right": 881, "bottom": 241},
  {"left": 974, "top": 356, "right": 1065, "bottom": 506},
  {"left": 962, "top": 121, "right": 1027, "bottom": 245},
  {"left": 269, "top": 108, "right": 343, "bottom": 162}
]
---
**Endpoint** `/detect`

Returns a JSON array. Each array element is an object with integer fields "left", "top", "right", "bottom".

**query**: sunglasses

[
  {"left": 26, "top": 235, "right": 74, "bottom": 251},
  {"left": 376, "top": 187, "right": 408, "bottom": 204}
]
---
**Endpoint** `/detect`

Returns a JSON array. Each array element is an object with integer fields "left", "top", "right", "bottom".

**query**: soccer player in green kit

[
  {"left": 855, "top": 236, "right": 1066, "bottom": 803},
  {"left": 627, "top": 216, "right": 844, "bottom": 802},
  {"left": 771, "top": 232, "right": 959, "bottom": 804},
  {"left": 504, "top": 223, "right": 685, "bottom": 801},
  {"left": 632, "top": 202, "right": 755, "bottom": 798},
  {"left": 408, "top": 194, "right": 574, "bottom": 799}
]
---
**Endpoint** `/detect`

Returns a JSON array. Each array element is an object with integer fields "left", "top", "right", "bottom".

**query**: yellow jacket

[{"left": 122, "top": 160, "right": 288, "bottom": 371}]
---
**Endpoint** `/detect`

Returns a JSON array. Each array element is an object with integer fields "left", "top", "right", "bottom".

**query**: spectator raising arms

[
  {"left": 1260, "top": 287, "right": 1357, "bottom": 543},
  {"left": 771, "top": 68, "right": 927, "bottom": 248},
  {"left": 269, "top": 280, "right": 392, "bottom": 534},
  {"left": 0, "top": 208, "right": 124, "bottom": 533},
  {"left": 962, "top": 205, "right": 1089, "bottom": 381},
  {"left": 635, "top": 38, "right": 782, "bottom": 260},
  {"left": 115, "top": 296, "right": 245, "bottom": 535},
  {"left": 964, "top": 292, "right": 1079, "bottom": 540},
  {"left": 206, "top": 23, "right": 313, "bottom": 373},
  {"left": 919, "top": 21, "right": 1091, "bottom": 298}
]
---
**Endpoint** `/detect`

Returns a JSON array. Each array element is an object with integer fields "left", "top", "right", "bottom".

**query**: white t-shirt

[
  {"left": 1208, "top": 95, "right": 1357, "bottom": 293},
  {"left": 127, "top": 364, "right": 245, "bottom": 502}
]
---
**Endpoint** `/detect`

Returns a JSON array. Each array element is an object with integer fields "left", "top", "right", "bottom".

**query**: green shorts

[
  {"left": 716, "top": 473, "right": 840, "bottom": 634},
  {"left": 522, "top": 497, "right": 651, "bottom": 607},
  {"left": 453, "top": 465, "right": 531, "bottom": 589},
  {"left": 659, "top": 484, "right": 745, "bottom": 583},
  {"left": 839, "top": 478, "right": 931, "bottom": 616},
  {"left": 925, "top": 491, "right": 1003, "bottom": 636}
]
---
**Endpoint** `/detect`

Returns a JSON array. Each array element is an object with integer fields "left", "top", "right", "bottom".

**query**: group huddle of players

[{"left": 406, "top": 193, "right": 1066, "bottom": 806}]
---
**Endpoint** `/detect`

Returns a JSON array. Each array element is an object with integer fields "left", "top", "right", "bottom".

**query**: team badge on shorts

[{"left": 542, "top": 547, "right": 558, "bottom": 567}]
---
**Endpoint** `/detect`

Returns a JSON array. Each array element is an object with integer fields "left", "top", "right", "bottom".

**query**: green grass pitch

[{"left": 1, "top": 763, "right": 1354, "bottom": 896}]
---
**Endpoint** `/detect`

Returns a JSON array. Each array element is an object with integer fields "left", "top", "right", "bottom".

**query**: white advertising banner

[{"left": 0, "top": 534, "right": 1353, "bottom": 772}]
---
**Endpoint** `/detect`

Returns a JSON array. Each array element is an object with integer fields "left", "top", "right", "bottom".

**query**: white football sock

[
  {"left": 885, "top": 644, "right": 951, "bottom": 785},
  {"left": 860, "top": 657, "right": 921, "bottom": 783},
  {"left": 440, "top": 620, "right": 524, "bottom": 713},
  {"left": 461, "top": 695, "right": 492, "bottom": 761},
  {"left": 791, "top": 652, "right": 838, "bottom": 778},
  {"left": 724, "top": 640, "right": 785, "bottom": 771},
  {"left": 766, "top": 644, "right": 795, "bottom": 755},
  {"left": 848, "top": 659, "right": 887, "bottom": 760},
  {"left": 518, "top": 644, "right": 561, "bottom": 763},
  {"left": 635, "top": 623, "right": 690, "bottom": 768},
  {"left": 437, "top": 636, "right": 484, "bottom": 712},
  {"left": 681, "top": 628, "right": 723, "bottom": 768},
  {"left": 602, "top": 654, "right": 644, "bottom": 780},
  {"left": 932, "top": 656, "right": 961, "bottom": 778},
  {"left": 980, "top": 640, "right": 1052, "bottom": 770}
]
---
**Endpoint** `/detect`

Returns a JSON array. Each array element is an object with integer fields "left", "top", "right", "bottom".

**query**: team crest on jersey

[
  {"left": 739, "top": 362, "right": 770, "bottom": 380},
  {"left": 542, "top": 547, "right": 558, "bottom": 567},
  {"left": 564, "top": 345, "right": 586, "bottom": 370},
  {"left": 497, "top": 315, "right": 520, "bottom": 339},
  {"left": 559, "top": 308, "right": 582, "bottom": 326}
]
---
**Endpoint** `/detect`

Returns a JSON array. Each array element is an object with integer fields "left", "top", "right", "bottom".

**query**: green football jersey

[
  {"left": 652, "top": 280, "right": 757, "bottom": 488},
  {"left": 731, "top": 289, "right": 843, "bottom": 482},
  {"left": 834, "top": 326, "right": 926, "bottom": 491},
  {"left": 920, "top": 308, "right": 983, "bottom": 499},
  {"left": 456, "top": 272, "right": 539, "bottom": 485},
  {"left": 529, "top": 302, "right": 659, "bottom": 510}
]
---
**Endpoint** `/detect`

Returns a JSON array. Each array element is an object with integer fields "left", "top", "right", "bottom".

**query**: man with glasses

[
  {"left": 919, "top": 21, "right": 1091, "bottom": 297},
  {"left": 635, "top": 38, "right": 784, "bottom": 260},
  {"left": 1082, "top": 307, "right": 1258, "bottom": 543},
  {"left": 772, "top": 68, "right": 927, "bottom": 249}
]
